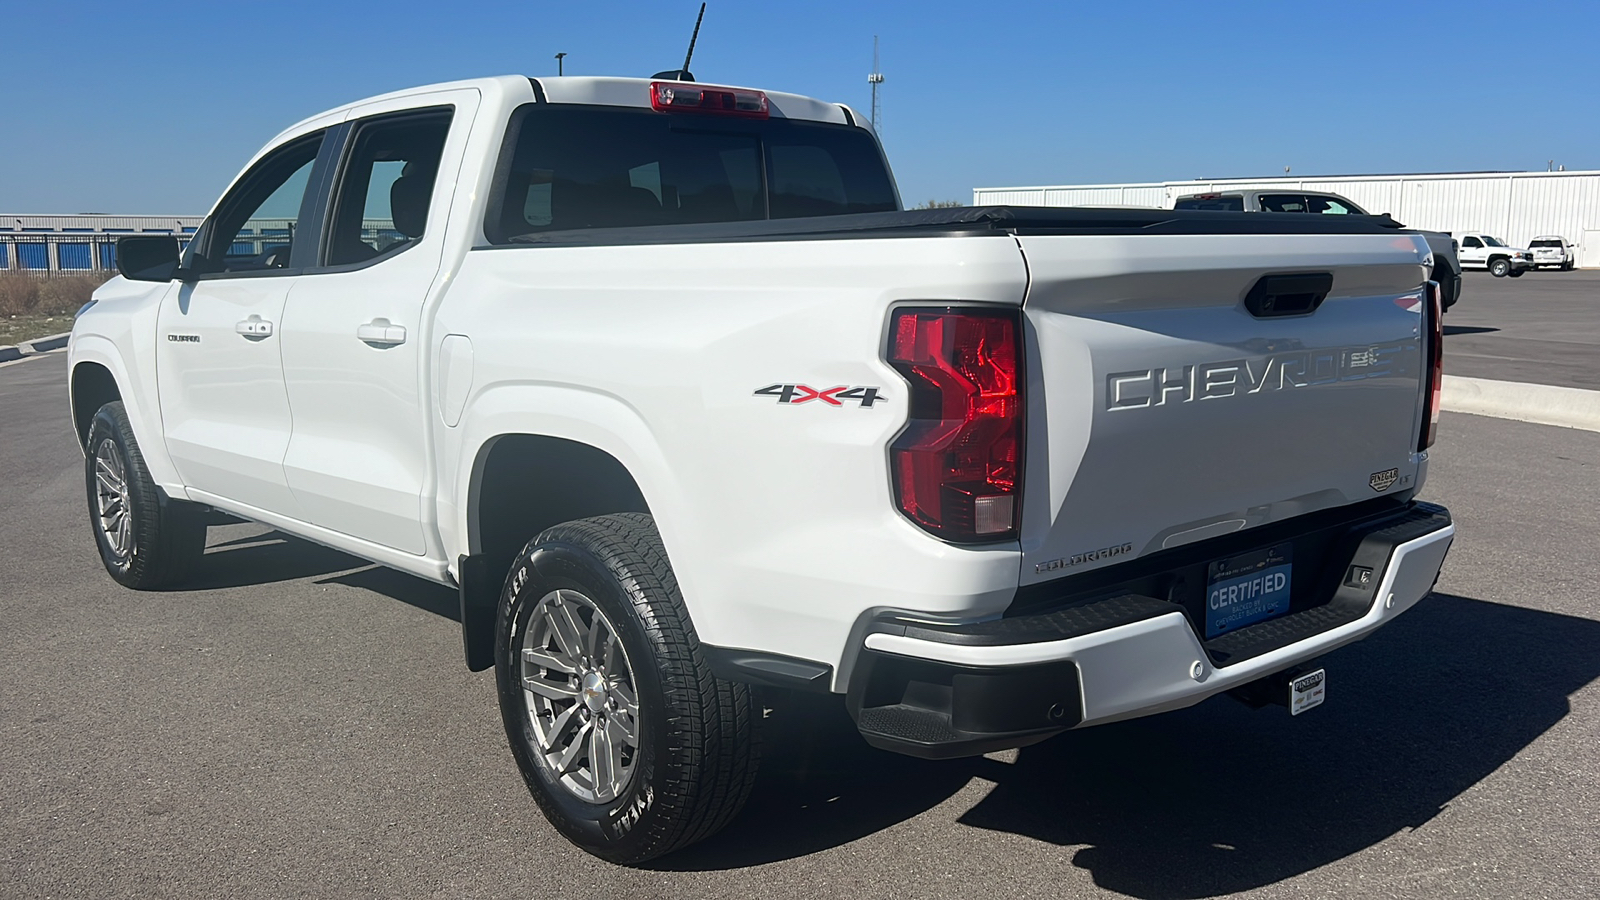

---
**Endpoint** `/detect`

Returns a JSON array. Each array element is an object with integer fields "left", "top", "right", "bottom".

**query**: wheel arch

[
  {"left": 467, "top": 432, "right": 653, "bottom": 574},
  {"left": 70, "top": 360, "right": 121, "bottom": 449},
  {"left": 66, "top": 337, "right": 182, "bottom": 489}
]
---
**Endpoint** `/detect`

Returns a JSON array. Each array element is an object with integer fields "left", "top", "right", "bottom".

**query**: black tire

[
  {"left": 495, "top": 513, "right": 759, "bottom": 864},
  {"left": 1488, "top": 257, "right": 1510, "bottom": 277},
  {"left": 84, "top": 401, "right": 206, "bottom": 589},
  {"left": 1509, "top": 268, "right": 1525, "bottom": 278},
  {"left": 1563, "top": 260, "right": 1574, "bottom": 271}
]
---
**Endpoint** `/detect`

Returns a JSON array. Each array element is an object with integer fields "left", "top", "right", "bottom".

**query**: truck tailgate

[{"left": 1017, "top": 232, "right": 1431, "bottom": 584}]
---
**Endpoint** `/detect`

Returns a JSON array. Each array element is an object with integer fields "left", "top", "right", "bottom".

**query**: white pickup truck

[{"left": 70, "top": 75, "right": 1454, "bottom": 863}]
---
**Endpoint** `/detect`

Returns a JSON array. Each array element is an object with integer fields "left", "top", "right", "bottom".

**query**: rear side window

[
  {"left": 324, "top": 107, "right": 453, "bottom": 266},
  {"left": 1305, "top": 195, "right": 1364, "bottom": 215},
  {"left": 1259, "top": 194, "right": 1309, "bottom": 213},
  {"left": 1173, "top": 196, "right": 1244, "bottom": 211},
  {"left": 486, "top": 105, "right": 897, "bottom": 242}
]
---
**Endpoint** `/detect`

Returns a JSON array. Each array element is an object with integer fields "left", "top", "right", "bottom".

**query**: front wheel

[
  {"left": 1509, "top": 267, "right": 1525, "bottom": 278},
  {"left": 495, "top": 513, "right": 760, "bottom": 864},
  {"left": 84, "top": 401, "right": 206, "bottom": 589},
  {"left": 1488, "top": 258, "right": 1511, "bottom": 277}
]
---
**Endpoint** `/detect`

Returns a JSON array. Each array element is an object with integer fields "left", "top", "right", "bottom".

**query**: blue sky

[{"left": 3, "top": 0, "right": 1596, "bottom": 213}]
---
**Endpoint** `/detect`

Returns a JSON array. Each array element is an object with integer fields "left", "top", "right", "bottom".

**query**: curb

[
  {"left": 0, "top": 331, "right": 71, "bottom": 364},
  {"left": 1441, "top": 375, "right": 1600, "bottom": 434}
]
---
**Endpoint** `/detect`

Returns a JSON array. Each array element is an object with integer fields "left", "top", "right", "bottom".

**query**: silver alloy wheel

[
  {"left": 519, "top": 588, "right": 641, "bottom": 803},
  {"left": 93, "top": 438, "right": 132, "bottom": 562}
]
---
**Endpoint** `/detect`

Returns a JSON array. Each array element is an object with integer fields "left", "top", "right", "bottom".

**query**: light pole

[{"left": 555, "top": 52, "right": 567, "bottom": 76}]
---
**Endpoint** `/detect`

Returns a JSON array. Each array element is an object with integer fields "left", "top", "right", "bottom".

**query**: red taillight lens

[
  {"left": 649, "top": 82, "right": 769, "bottom": 118},
  {"left": 1421, "top": 280, "right": 1443, "bottom": 450},
  {"left": 887, "top": 308, "right": 1023, "bottom": 542}
]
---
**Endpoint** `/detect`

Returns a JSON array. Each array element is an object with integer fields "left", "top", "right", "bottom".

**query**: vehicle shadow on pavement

[
  {"left": 647, "top": 688, "right": 983, "bottom": 871},
  {"left": 180, "top": 525, "right": 463, "bottom": 619},
  {"left": 657, "top": 593, "right": 1599, "bottom": 889},
  {"left": 1444, "top": 325, "right": 1501, "bottom": 336},
  {"left": 180, "top": 528, "right": 366, "bottom": 590},
  {"left": 954, "top": 592, "right": 1600, "bottom": 898}
]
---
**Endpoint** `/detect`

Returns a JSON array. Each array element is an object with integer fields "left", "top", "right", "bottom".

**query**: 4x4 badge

[
  {"left": 1369, "top": 468, "right": 1399, "bottom": 492},
  {"left": 754, "top": 384, "right": 885, "bottom": 408}
]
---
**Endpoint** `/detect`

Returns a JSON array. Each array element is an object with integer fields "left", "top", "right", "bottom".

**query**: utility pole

[
  {"left": 555, "top": 52, "right": 567, "bottom": 76},
  {"left": 867, "top": 36, "right": 883, "bottom": 131}
]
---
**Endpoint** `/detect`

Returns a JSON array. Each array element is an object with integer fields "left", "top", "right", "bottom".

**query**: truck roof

[{"left": 273, "top": 75, "right": 862, "bottom": 145}]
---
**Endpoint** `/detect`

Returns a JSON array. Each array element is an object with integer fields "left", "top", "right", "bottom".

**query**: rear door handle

[
  {"left": 236, "top": 315, "right": 273, "bottom": 338},
  {"left": 357, "top": 318, "right": 407, "bottom": 346}
]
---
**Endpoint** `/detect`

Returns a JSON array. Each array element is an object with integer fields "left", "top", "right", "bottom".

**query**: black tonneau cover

[{"left": 504, "top": 205, "right": 1408, "bottom": 248}]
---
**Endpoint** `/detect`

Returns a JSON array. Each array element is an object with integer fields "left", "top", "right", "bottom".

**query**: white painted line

[
  {"left": 0, "top": 347, "right": 66, "bottom": 370},
  {"left": 1441, "top": 375, "right": 1600, "bottom": 433}
]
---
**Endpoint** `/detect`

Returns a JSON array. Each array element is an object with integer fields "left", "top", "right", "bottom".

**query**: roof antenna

[{"left": 652, "top": 3, "right": 705, "bottom": 81}]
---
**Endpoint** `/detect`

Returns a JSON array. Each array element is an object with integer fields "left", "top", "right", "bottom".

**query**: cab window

[
  {"left": 1259, "top": 194, "right": 1309, "bottom": 213},
  {"left": 1462, "top": 237, "right": 1483, "bottom": 249},
  {"left": 191, "top": 132, "right": 324, "bottom": 274},
  {"left": 1305, "top": 196, "right": 1365, "bottom": 215},
  {"left": 324, "top": 108, "right": 454, "bottom": 266}
]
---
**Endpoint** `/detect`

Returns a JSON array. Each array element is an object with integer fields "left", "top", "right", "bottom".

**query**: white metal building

[{"left": 974, "top": 170, "right": 1600, "bottom": 268}]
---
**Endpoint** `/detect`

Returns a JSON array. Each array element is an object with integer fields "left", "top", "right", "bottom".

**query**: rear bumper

[{"left": 848, "top": 502, "right": 1453, "bottom": 758}]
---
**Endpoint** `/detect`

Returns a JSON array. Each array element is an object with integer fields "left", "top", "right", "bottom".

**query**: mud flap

[{"left": 458, "top": 554, "right": 497, "bottom": 672}]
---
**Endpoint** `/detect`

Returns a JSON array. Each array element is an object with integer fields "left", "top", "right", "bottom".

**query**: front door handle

[
  {"left": 357, "top": 318, "right": 407, "bottom": 346},
  {"left": 236, "top": 315, "right": 273, "bottom": 338}
]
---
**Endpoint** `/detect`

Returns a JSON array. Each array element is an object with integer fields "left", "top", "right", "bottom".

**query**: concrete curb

[
  {"left": 1441, "top": 375, "right": 1600, "bottom": 434},
  {"left": 0, "top": 331, "right": 71, "bottom": 364}
]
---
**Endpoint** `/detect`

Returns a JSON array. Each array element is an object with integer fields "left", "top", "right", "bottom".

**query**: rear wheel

[
  {"left": 84, "top": 402, "right": 206, "bottom": 589},
  {"left": 495, "top": 513, "right": 760, "bottom": 864},
  {"left": 1489, "top": 257, "right": 1511, "bottom": 277}
]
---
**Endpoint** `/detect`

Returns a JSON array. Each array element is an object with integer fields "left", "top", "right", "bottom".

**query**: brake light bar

[
  {"left": 887, "top": 307, "right": 1024, "bottom": 542},
  {"left": 1420, "top": 281, "right": 1443, "bottom": 451},
  {"left": 650, "top": 82, "right": 769, "bottom": 118}
]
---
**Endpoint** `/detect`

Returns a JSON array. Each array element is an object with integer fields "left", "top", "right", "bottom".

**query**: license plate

[
  {"left": 1205, "top": 544, "right": 1292, "bottom": 639},
  {"left": 1290, "top": 668, "right": 1326, "bottom": 715}
]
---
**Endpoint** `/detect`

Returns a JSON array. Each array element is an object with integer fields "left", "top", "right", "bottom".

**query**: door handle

[
  {"left": 236, "top": 315, "right": 273, "bottom": 338},
  {"left": 357, "top": 318, "right": 407, "bottom": 346}
]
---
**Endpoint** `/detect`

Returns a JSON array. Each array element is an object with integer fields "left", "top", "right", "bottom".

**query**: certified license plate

[{"left": 1205, "top": 544, "right": 1292, "bottom": 639}]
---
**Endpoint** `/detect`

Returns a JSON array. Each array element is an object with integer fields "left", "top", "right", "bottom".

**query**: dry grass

[
  {"left": 0, "top": 271, "right": 114, "bottom": 317},
  {"left": 0, "top": 272, "right": 116, "bottom": 346}
]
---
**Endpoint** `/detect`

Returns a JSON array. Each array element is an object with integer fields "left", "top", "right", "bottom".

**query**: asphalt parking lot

[
  {"left": 3, "top": 340, "right": 1599, "bottom": 897},
  {"left": 1445, "top": 269, "right": 1600, "bottom": 389}
]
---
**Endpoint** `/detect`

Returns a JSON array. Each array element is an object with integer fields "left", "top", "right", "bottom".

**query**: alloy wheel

[{"left": 519, "top": 589, "right": 642, "bottom": 803}]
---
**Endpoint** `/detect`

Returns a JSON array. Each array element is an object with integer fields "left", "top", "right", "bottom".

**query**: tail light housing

[
  {"left": 887, "top": 307, "right": 1023, "bottom": 542},
  {"left": 1420, "top": 280, "right": 1443, "bottom": 450},
  {"left": 649, "top": 82, "right": 769, "bottom": 118}
]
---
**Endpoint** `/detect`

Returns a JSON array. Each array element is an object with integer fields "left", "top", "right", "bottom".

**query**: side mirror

[{"left": 116, "top": 235, "right": 181, "bottom": 282}]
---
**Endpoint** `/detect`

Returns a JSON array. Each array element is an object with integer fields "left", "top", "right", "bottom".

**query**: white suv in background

[
  {"left": 1529, "top": 235, "right": 1577, "bottom": 270},
  {"left": 1454, "top": 233, "right": 1533, "bottom": 277}
]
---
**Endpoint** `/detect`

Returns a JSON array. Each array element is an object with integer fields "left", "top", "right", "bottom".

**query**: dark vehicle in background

[{"left": 1175, "top": 189, "right": 1463, "bottom": 311}]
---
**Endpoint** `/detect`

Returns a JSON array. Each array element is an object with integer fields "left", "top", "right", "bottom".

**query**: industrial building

[
  {"left": 974, "top": 170, "right": 1600, "bottom": 268},
  {"left": 0, "top": 215, "right": 205, "bottom": 274}
]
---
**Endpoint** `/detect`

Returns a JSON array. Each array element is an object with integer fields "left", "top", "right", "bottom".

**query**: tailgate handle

[{"left": 1245, "top": 272, "right": 1333, "bottom": 318}]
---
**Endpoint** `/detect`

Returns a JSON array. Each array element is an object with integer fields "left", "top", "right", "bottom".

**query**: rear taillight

[
  {"left": 649, "top": 82, "right": 769, "bottom": 118},
  {"left": 887, "top": 308, "right": 1023, "bottom": 542},
  {"left": 1420, "top": 280, "right": 1443, "bottom": 450}
]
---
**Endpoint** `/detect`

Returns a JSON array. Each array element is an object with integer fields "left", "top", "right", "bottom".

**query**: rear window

[
  {"left": 1530, "top": 239, "right": 1562, "bottom": 248},
  {"left": 486, "top": 104, "right": 898, "bottom": 242},
  {"left": 1174, "top": 196, "right": 1244, "bottom": 211}
]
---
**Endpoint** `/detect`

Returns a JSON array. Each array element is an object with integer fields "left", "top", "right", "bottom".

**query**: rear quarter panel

[{"left": 441, "top": 235, "right": 1031, "bottom": 676}]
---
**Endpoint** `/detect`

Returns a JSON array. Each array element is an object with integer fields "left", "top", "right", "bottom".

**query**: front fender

[{"left": 69, "top": 334, "right": 185, "bottom": 494}]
